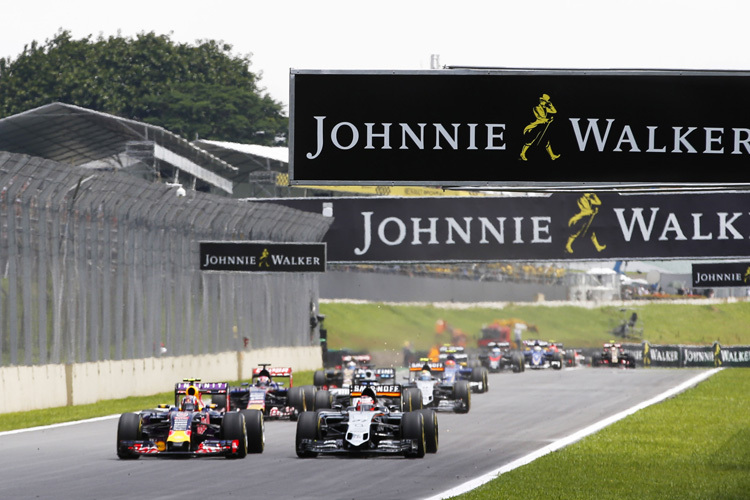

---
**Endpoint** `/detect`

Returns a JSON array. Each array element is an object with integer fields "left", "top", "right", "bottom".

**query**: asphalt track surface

[{"left": 0, "top": 367, "right": 710, "bottom": 500}]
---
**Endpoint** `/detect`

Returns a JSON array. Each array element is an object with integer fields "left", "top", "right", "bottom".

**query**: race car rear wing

[
  {"left": 409, "top": 361, "right": 444, "bottom": 373},
  {"left": 174, "top": 379, "right": 229, "bottom": 406},
  {"left": 251, "top": 365, "right": 293, "bottom": 387}
]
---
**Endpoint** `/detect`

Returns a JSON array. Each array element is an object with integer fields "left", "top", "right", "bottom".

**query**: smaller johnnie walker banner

[
  {"left": 290, "top": 69, "right": 750, "bottom": 186},
  {"left": 692, "top": 262, "right": 750, "bottom": 288},
  {"left": 200, "top": 242, "right": 326, "bottom": 272},
  {"left": 263, "top": 192, "right": 750, "bottom": 263}
]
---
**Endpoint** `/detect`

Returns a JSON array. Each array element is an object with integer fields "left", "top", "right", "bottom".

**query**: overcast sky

[{"left": 2, "top": 0, "right": 749, "bottom": 113}]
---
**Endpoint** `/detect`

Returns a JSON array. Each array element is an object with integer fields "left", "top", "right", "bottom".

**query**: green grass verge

[
  {"left": 452, "top": 368, "right": 750, "bottom": 500},
  {"left": 0, "top": 371, "right": 314, "bottom": 433},
  {"left": 320, "top": 300, "right": 750, "bottom": 351}
]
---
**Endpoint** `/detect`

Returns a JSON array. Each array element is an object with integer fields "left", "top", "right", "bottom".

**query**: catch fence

[{"left": 0, "top": 152, "right": 332, "bottom": 367}]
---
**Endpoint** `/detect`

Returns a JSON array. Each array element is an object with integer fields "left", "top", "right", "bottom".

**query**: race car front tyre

[
  {"left": 222, "top": 411, "right": 248, "bottom": 459},
  {"left": 454, "top": 380, "right": 471, "bottom": 413},
  {"left": 314, "top": 389, "right": 332, "bottom": 410},
  {"left": 240, "top": 409, "right": 265, "bottom": 454},
  {"left": 401, "top": 411, "right": 426, "bottom": 458},
  {"left": 417, "top": 409, "right": 438, "bottom": 454},
  {"left": 116, "top": 412, "right": 142, "bottom": 459},
  {"left": 295, "top": 411, "right": 320, "bottom": 458},
  {"left": 402, "top": 387, "right": 423, "bottom": 411},
  {"left": 512, "top": 353, "right": 525, "bottom": 373}
]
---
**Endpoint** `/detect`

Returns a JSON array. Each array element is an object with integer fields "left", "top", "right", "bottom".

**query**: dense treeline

[{"left": 0, "top": 29, "right": 287, "bottom": 145}]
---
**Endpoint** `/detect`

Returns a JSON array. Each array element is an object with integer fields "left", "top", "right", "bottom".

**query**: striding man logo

[
  {"left": 259, "top": 248, "right": 270, "bottom": 268},
  {"left": 565, "top": 193, "right": 607, "bottom": 254},
  {"left": 520, "top": 93, "right": 561, "bottom": 161},
  {"left": 743, "top": 266, "right": 750, "bottom": 284}
]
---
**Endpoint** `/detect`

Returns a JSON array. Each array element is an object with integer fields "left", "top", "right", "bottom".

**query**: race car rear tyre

[
  {"left": 222, "top": 411, "right": 248, "bottom": 459},
  {"left": 313, "top": 370, "right": 327, "bottom": 387},
  {"left": 552, "top": 352, "right": 564, "bottom": 370},
  {"left": 116, "top": 412, "right": 142, "bottom": 459},
  {"left": 417, "top": 409, "right": 438, "bottom": 453},
  {"left": 302, "top": 385, "right": 317, "bottom": 413},
  {"left": 288, "top": 386, "right": 306, "bottom": 415},
  {"left": 454, "top": 380, "right": 471, "bottom": 413},
  {"left": 314, "top": 389, "right": 332, "bottom": 410},
  {"left": 511, "top": 353, "right": 525, "bottom": 373},
  {"left": 211, "top": 394, "right": 227, "bottom": 411},
  {"left": 401, "top": 412, "right": 426, "bottom": 458},
  {"left": 295, "top": 411, "right": 320, "bottom": 458},
  {"left": 402, "top": 387, "right": 423, "bottom": 412},
  {"left": 240, "top": 409, "right": 265, "bottom": 454}
]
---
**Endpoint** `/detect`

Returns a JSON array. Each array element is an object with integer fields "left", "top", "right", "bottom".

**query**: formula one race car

[
  {"left": 116, "top": 379, "right": 264, "bottom": 459},
  {"left": 524, "top": 340, "right": 564, "bottom": 370},
  {"left": 315, "top": 353, "right": 373, "bottom": 388},
  {"left": 314, "top": 367, "right": 398, "bottom": 410},
  {"left": 402, "top": 362, "right": 471, "bottom": 413},
  {"left": 226, "top": 365, "right": 315, "bottom": 420},
  {"left": 295, "top": 385, "right": 438, "bottom": 458},
  {"left": 592, "top": 342, "right": 636, "bottom": 368},
  {"left": 478, "top": 342, "right": 526, "bottom": 373}
]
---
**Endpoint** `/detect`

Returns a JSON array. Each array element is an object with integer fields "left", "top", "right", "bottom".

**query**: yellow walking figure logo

[
  {"left": 744, "top": 266, "right": 750, "bottom": 284},
  {"left": 259, "top": 248, "right": 270, "bottom": 267},
  {"left": 520, "top": 93, "right": 561, "bottom": 161},
  {"left": 565, "top": 193, "right": 607, "bottom": 254}
]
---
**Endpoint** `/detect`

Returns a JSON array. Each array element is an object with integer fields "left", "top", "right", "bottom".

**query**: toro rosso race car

[
  {"left": 116, "top": 379, "right": 264, "bottom": 459},
  {"left": 402, "top": 362, "right": 471, "bottom": 413},
  {"left": 592, "top": 342, "right": 637, "bottom": 368},
  {"left": 295, "top": 385, "right": 438, "bottom": 458},
  {"left": 227, "top": 365, "right": 315, "bottom": 420}
]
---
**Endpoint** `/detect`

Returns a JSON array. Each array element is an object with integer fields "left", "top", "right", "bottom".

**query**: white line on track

[
  {"left": 423, "top": 367, "right": 723, "bottom": 500},
  {"left": 0, "top": 414, "right": 119, "bottom": 437}
]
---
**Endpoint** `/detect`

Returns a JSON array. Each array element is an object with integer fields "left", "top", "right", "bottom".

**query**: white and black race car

[{"left": 295, "top": 385, "right": 438, "bottom": 458}]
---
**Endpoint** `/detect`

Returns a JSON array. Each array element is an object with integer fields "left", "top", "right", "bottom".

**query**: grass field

[
  {"left": 452, "top": 367, "right": 750, "bottom": 500},
  {"left": 319, "top": 299, "right": 750, "bottom": 352}
]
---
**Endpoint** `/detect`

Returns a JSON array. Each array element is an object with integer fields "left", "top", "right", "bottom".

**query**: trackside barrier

[
  {"left": 0, "top": 346, "right": 321, "bottom": 414},
  {"left": 585, "top": 342, "right": 750, "bottom": 368}
]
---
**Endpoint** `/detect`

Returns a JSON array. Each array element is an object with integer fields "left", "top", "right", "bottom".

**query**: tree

[{"left": 0, "top": 29, "right": 287, "bottom": 145}]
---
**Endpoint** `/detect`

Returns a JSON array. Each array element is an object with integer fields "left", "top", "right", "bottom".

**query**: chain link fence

[{"left": 0, "top": 152, "right": 332, "bottom": 367}]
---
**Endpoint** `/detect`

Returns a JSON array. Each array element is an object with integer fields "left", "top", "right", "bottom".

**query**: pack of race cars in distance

[
  {"left": 225, "top": 365, "right": 316, "bottom": 421},
  {"left": 295, "top": 385, "right": 438, "bottom": 458},
  {"left": 591, "top": 342, "right": 636, "bottom": 368},
  {"left": 116, "top": 379, "right": 264, "bottom": 459}
]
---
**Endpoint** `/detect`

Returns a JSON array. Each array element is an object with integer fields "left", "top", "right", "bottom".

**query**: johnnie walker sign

[{"left": 290, "top": 69, "right": 750, "bottom": 187}]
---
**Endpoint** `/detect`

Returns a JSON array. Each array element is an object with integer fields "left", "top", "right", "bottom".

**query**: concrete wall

[
  {"left": 319, "top": 271, "right": 567, "bottom": 303},
  {"left": 0, "top": 346, "right": 322, "bottom": 414}
]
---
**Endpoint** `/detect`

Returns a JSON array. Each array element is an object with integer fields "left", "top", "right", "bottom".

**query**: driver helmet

[
  {"left": 418, "top": 370, "right": 432, "bottom": 381},
  {"left": 445, "top": 358, "right": 456, "bottom": 368},
  {"left": 492, "top": 346, "right": 501, "bottom": 354},
  {"left": 356, "top": 395, "right": 375, "bottom": 411},
  {"left": 346, "top": 360, "right": 357, "bottom": 369},
  {"left": 180, "top": 395, "right": 198, "bottom": 411},
  {"left": 256, "top": 375, "right": 271, "bottom": 387}
]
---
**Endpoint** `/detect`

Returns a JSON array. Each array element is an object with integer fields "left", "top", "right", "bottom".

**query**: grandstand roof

[{"left": 0, "top": 102, "right": 237, "bottom": 193}]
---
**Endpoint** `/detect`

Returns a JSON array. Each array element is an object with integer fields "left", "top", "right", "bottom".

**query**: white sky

[{"left": 2, "top": 0, "right": 749, "bottom": 113}]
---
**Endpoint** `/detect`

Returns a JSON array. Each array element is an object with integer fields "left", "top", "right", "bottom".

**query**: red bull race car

[{"left": 116, "top": 379, "right": 264, "bottom": 459}]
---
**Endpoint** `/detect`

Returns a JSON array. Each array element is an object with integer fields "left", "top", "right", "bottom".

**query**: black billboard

[
  {"left": 263, "top": 191, "right": 750, "bottom": 263},
  {"left": 692, "top": 262, "right": 750, "bottom": 287},
  {"left": 200, "top": 241, "right": 326, "bottom": 273},
  {"left": 290, "top": 69, "right": 750, "bottom": 186}
]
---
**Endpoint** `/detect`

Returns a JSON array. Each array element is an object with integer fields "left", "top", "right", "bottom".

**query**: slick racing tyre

[
  {"left": 295, "top": 411, "right": 320, "bottom": 458},
  {"left": 401, "top": 411, "right": 426, "bottom": 458},
  {"left": 313, "top": 370, "right": 327, "bottom": 387},
  {"left": 417, "top": 409, "right": 438, "bottom": 454},
  {"left": 512, "top": 352, "right": 525, "bottom": 373},
  {"left": 314, "top": 389, "right": 332, "bottom": 410},
  {"left": 470, "top": 367, "right": 489, "bottom": 393},
  {"left": 211, "top": 394, "right": 227, "bottom": 411},
  {"left": 240, "top": 409, "right": 265, "bottom": 454},
  {"left": 454, "top": 380, "right": 471, "bottom": 413},
  {"left": 288, "top": 386, "right": 306, "bottom": 417},
  {"left": 222, "top": 411, "right": 248, "bottom": 459},
  {"left": 116, "top": 412, "right": 142, "bottom": 459},
  {"left": 402, "top": 387, "right": 423, "bottom": 411}
]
